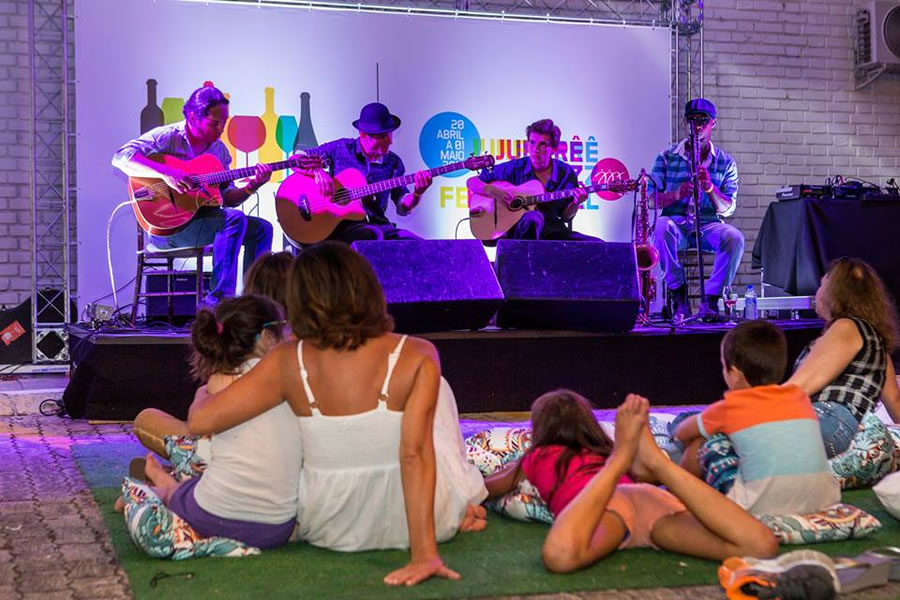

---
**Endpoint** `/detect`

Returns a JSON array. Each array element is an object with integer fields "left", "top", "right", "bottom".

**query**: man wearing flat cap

[
  {"left": 310, "top": 102, "right": 432, "bottom": 243},
  {"left": 648, "top": 98, "right": 743, "bottom": 320}
]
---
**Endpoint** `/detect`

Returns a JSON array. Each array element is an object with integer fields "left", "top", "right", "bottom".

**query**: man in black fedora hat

[
  {"left": 648, "top": 98, "right": 743, "bottom": 321},
  {"left": 309, "top": 102, "right": 432, "bottom": 243}
]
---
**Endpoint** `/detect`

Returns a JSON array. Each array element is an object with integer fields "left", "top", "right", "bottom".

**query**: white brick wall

[
  {"left": 704, "top": 0, "right": 900, "bottom": 291},
  {"left": 0, "top": 0, "right": 32, "bottom": 307},
  {"left": 2, "top": 0, "right": 898, "bottom": 308}
]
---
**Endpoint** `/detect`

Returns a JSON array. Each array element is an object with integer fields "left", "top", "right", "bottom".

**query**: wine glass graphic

[
  {"left": 276, "top": 116, "right": 298, "bottom": 172},
  {"left": 226, "top": 115, "right": 266, "bottom": 168}
]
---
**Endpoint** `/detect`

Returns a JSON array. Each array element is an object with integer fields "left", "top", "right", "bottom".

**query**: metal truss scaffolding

[
  {"left": 672, "top": 0, "right": 703, "bottom": 142},
  {"left": 29, "top": 0, "right": 74, "bottom": 364}
]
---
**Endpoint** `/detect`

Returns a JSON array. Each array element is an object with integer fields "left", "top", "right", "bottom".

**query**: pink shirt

[{"left": 521, "top": 445, "right": 632, "bottom": 516}]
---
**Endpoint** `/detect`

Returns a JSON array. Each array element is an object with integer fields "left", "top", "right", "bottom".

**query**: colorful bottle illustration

[
  {"left": 161, "top": 96, "right": 185, "bottom": 125},
  {"left": 140, "top": 79, "right": 164, "bottom": 134},
  {"left": 292, "top": 92, "right": 318, "bottom": 153},
  {"left": 259, "top": 87, "right": 284, "bottom": 183},
  {"left": 221, "top": 92, "right": 237, "bottom": 166}
]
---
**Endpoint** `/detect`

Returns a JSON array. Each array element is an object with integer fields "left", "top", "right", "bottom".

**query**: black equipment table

[{"left": 751, "top": 195, "right": 900, "bottom": 304}]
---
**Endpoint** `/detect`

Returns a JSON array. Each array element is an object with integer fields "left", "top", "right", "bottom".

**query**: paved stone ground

[{"left": 3, "top": 414, "right": 900, "bottom": 600}]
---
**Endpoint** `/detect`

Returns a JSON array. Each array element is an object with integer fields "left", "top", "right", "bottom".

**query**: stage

[{"left": 62, "top": 319, "right": 825, "bottom": 420}]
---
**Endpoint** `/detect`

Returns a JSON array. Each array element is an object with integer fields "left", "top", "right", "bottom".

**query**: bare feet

[
  {"left": 629, "top": 417, "right": 670, "bottom": 484},
  {"left": 114, "top": 495, "right": 125, "bottom": 513},
  {"left": 460, "top": 504, "right": 488, "bottom": 532},
  {"left": 611, "top": 394, "right": 649, "bottom": 470},
  {"left": 143, "top": 453, "right": 167, "bottom": 486}
]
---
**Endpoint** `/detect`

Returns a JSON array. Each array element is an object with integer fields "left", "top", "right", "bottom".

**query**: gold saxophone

[{"left": 634, "top": 170, "right": 659, "bottom": 310}]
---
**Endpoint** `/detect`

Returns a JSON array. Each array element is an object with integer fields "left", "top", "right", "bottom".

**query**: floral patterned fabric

[
  {"left": 164, "top": 435, "right": 207, "bottom": 481},
  {"left": 759, "top": 503, "right": 881, "bottom": 545},
  {"left": 830, "top": 412, "right": 897, "bottom": 489},
  {"left": 464, "top": 427, "right": 553, "bottom": 524},
  {"left": 121, "top": 477, "right": 260, "bottom": 559},
  {"left": 697, "top": 433, "right": 739, "bottom": 494}
]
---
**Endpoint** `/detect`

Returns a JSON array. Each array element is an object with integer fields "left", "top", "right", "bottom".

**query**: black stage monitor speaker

[
  {"left": 351, "top": 240, "right": 504, "bottom": 334},
  {"left": 495, "top": 240, "right": 640, "bottom": 332}
]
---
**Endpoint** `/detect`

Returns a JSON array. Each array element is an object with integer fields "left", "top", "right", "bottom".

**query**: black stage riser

[{"left": 63, "top": 322, "right": 823, "bottom": 419}]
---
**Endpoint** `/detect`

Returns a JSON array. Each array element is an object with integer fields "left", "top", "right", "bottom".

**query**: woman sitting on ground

[
  {"left": 786, "top": 257, "right": 900, "bottom": 457},
  {"left": 124, "top": 295, "right": 302, "bottom": 550},
  {"left": 484, "top": 390, "right": 777, "bottom": 573},
  {"left": 189, "top": 242, "right": 487, "bottom": 586}
]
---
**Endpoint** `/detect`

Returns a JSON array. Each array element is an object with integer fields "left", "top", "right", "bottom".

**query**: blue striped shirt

[{"left": 648, "top": 139, "right": 739, "bottom": 223}]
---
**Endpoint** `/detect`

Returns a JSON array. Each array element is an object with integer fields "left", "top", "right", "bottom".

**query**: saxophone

[{"left": 634, "top": 170, "right": 659, "bottom": 312}]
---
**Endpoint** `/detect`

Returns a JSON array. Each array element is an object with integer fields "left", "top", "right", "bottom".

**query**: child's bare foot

[
  {"left": 114, "top": 495, "right": 125, "bottom": 513},
  {"left": 629, "top": 420, "right": 669, "bottom": 483},
  {"left": 611, "top": 394, "right": 649, "bottom": 468},
  {"left": 144, "top": 453, "right": 166, "bottom": 486},
  {"left": 460, "top": 504, "right": 487, "bottom": 532}
]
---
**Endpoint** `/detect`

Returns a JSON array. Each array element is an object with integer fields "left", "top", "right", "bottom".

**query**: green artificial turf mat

[{"left": 74, "top": 442, "right": 900, "bottom": 599}]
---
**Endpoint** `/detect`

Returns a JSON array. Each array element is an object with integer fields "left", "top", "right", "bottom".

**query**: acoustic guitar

[
  {"left": 467, "top": 178, "right": 637, "bottom": 241},
  {"left": 128, "top": 153, "right": 324, "bottom": 236},
  {"left": 275, "top": 154, "right": 495, "bottom": 245}
]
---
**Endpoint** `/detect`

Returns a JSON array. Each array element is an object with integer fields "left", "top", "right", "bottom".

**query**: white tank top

[{"left": 193, "top": 358, "right": 303, "bottom": 524}]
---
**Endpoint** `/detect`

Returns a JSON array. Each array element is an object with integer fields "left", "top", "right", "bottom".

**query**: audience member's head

[
  {"left": 191, "top": 294, "right": 286, "bottom": 381},
  {"left": 529, "top": 389, "right": 614, "bottom": 459},
  {"left": 721, "top": 320, "right": 787, "bottom": 388},
  {"left": 244, "top": 251, "right": 295, "bottom": 311},
  {"left": 286, "top": 242, "right": 393, "bottom": 350},
  {"left": 817, "top": 257, "right": 898, "bottom": 351}
]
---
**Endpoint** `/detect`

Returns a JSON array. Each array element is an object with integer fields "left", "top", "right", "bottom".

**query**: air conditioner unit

[{"left": 856, "top": 1, "right": 900, "bottom": 67}]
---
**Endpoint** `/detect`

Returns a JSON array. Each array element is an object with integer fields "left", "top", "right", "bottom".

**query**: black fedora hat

[{"left": 352, "top": 102, "right": 401, "bottom": 134}]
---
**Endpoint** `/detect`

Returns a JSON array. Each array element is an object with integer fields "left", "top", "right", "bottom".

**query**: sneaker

[
  {"left": 719, "top": 550, "right": 840, "bottom": 600},
  {"left": 670, "top": 285, "right": 691, "bottom": 321},
  {"left": 704, "top": 295, "right": 721, "bottom": 314}
]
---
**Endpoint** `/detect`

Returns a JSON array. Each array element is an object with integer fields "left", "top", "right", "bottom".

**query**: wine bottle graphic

[
  {"left": 221, "top": 92, "right": 237, "bottom": 166},
  {"left": 140, "top": 79, "right": 164, "bottom": 134},
  {"left": 161, "top": 96, "right": 185, "bottom": 125},
  {"left": 292, "top": 92, "right": 318, "bottom": 153},
  {"left": 259, "top": 87, "right": 284, "bottom": 183}
]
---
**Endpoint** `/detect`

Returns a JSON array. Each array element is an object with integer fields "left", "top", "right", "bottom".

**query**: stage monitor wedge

[
  {"left": 351, "top": 240, "right": 503, "bottom": 334},
  {"left": 496, "top": 240, "right": 640, "bottom": 333}
]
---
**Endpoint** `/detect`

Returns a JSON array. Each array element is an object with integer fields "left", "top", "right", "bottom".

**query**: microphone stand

[{"left": 682, "top": 119, "right": 714, "bottom": 324}]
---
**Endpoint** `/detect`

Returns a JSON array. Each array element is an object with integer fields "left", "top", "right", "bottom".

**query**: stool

[
  {"left": 131, "top": 224, "right": 212, "bottom": 324},
  {"left": 664, "top": 248, "right": 716, "bottom": 315}
]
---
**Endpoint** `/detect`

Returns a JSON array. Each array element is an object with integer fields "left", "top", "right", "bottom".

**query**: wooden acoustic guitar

[
  {"left": 128, "top": 153, "right": 324, "bottom": 236},
  {"left": 467, "top": 178, "right": 637, "bottom": 241},
  {"left": 275, "top": 154, "right": 495, "bottom": 245}
]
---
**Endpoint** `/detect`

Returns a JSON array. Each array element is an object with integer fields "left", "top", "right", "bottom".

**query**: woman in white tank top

[{"left": 189, "top": 242, "right": 487, "bottom": 586}]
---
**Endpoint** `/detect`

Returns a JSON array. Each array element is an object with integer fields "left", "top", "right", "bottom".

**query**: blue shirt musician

[
  {"left": 466, "top": 119, "right": 598, "bottom": 241},
  {"left": 648, "top": 98, "right": 743, "bottom": 320},
  {"left": 112, "top": 83, "right": 273, "bottom": 305}
]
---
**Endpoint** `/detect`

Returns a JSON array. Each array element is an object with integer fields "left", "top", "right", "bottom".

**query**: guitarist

[
  {"left": 466, "top": 119, "right": 597, "bottom": 241},
  {"left": 111, "top": 83, "right": 273, "bottom": 306},
  {"left": 309, "top": 102, "right": 433, "bottom": 243}
]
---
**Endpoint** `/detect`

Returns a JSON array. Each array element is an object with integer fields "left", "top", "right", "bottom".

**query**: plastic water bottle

[{"left": 743, "top": 285, "right": 758, "bottom": 320}]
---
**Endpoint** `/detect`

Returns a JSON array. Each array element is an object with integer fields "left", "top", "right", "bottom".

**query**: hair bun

[{"left": 203, "top": 80, "right": 215, "bottom": 87}]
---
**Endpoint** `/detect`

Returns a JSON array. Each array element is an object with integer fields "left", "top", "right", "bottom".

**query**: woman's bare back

[{"left": 282, "top": 333, "right": 435, "bottom": 417}]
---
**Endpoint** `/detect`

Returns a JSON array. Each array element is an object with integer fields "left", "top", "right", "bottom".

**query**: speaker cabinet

[
  {"left": 495, "top": 240, "right": 639, "bottom": 332},
  {"left": 351, "top": 240, "right": 503, "bottom": 333}
]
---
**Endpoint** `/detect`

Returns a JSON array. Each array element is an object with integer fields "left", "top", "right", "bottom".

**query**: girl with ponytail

[{"left": 126, "top": 295, "right": 302, "bottom": 549}]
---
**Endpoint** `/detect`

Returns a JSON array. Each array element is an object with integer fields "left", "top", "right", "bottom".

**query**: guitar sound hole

[
  {"left": 509, "top": 198, "right": 524, "bottom": 211},
  {"left": 298, "top": 195, "right": 312, "bottom": 221}
]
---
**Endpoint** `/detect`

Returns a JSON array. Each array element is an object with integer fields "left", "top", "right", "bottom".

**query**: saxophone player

[{"left": 648, "top": 98, "right": 743, "bottom": 320}]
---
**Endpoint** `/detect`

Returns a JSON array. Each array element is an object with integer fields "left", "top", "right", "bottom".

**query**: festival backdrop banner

[{"left": 75, "top": 0, "right": 671, "bottom": 314}]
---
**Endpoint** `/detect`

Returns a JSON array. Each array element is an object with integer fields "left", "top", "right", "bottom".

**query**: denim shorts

[{"left": 812, "top": 401, "right": 860, "bottom": 459}]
